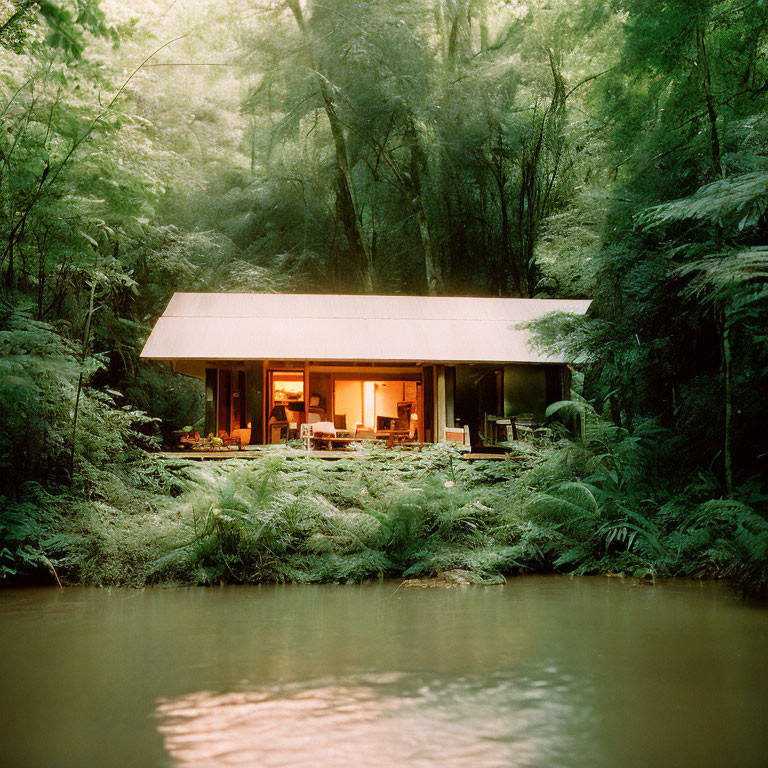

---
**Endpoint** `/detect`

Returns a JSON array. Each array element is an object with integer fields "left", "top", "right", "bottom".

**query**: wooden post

[
  {"left": 422, "top": 365, "right": 434, "bottom": 442},
  {"left": 262, "top": 361, "right": 269, "bottom": 444},
  {"left": 436, "top": 365, "right": 446, "bottom": 442},
  {"left": 304, "top": 360, "right": 310, "bottom": 425},
  {"left": 247, "top": 361, "right": 264, "bottom": 445},
  {"left": 445, "top": 366, "right": 455, "bottom": 428},
  {"left": 204, "top": 367, "right": 218, "bottom": 437},
  {"left": 417, "top": 377, "right": 424, "bottom": 443}
]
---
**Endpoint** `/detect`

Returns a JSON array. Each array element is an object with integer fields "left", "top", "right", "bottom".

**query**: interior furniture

[
  {"left": 444, "top": 426, "right": 467, "bottom": 444},
  {"left": 270, "top": 423, "right": 288, "bottom": 443},
  {"left": 179, "top": 431, "right": 200, "bottom": 449},
  {"left": 396, "top": 401, "right": 413, "bottom": 430},
  {"left": 230, "top": 428, "right": 251, "bottom": 448},
  {"left": 376, "top": 429, "right": 412, "bottom": 448},
  {"left": 300, "top": 422, "right": 312, "bottom": 450},
  {"left": 309, "top": 421, "right": 337, "bottom": 450},
  {"left": 218, "top": 430, "right": 241, "bottom": 449}
]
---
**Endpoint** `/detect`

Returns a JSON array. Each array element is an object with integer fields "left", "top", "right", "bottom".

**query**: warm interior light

[
  {"left": 411, "top": 413, "right": 418, "bottom": 421},
  {"left": 272, "top": 372, "right": 304, "bottom": 404},
  {"left": 363, "top": 382, "right": 375, "bottom": 429}
]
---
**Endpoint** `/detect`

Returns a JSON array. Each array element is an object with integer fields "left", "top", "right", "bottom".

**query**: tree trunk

[
  {"left": 720, "top": 307, "right": 733, "bottom": 494},
  {"left": 696, "top": 22, "right": 722, "bottom": 177},
  {"left": 406, "top": 124, "right": 443, "bottom": 295},
  {"left": 416, "top": 200, "right": 441, "bottom": 296},
  {"left": 36, "top": 249, "right": 45, "bottom": 319},
  {"left": 492, "top": 146, "right": 522, "bottom": 296},
  {"left": 517, "top": 151, "right": 538, "bottom": 297},
  {"left": 286, "top": 0, "right": 374, "bottom": 291},
  {"left": 515, "top": 49, "right": 567, "bottom": 297},
  {"left": 5, "top": 234, "right": 13, "bottom": 292},
  {"left": 70, "top": 281, "right": 96, "bottom": 479}
]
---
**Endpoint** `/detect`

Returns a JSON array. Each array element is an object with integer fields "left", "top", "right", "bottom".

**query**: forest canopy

[{"left": 1, "top": 0, "right": 766, "bottom": 590}]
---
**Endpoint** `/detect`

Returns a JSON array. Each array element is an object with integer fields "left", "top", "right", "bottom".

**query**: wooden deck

[
  {"left": 460, "top": 452, "right": 525, "bottom": 461},
  {"left": 159, "top": 449, "right": 362, "bottom": 461},
  {"left": 158, "top": 447, "right": 515, "bottom": 462}
]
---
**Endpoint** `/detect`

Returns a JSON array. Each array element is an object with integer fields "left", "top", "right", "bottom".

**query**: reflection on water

[
  {"left": 156, "top": 672, "right": 580, "bottom": 767},
  {"left": 0, "top": 577, "right": 767, "bottom": 768}
]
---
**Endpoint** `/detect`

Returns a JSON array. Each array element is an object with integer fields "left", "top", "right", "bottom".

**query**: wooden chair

[
  {"left": 230, "top": 428, "right": 251, "bottom": 449},
  {"left": 444, "top": 426, "right": 466, "bottom": 444},
  {"left": 300, "top": 421, "right": 338, "bottom": 450},
  {"left": 299, "top": 423, "right": 312, "bottom": 450},
  {"left": 310, "top": 421, "right": 337, "bottom": 450},
  {"left": 376, "top": 416, "right": 396, "bottom": 431}
]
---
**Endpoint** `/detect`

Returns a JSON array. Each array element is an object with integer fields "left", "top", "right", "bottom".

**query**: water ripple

[{"left": 156, "top": 671, "right": 583, "bottom": 768}]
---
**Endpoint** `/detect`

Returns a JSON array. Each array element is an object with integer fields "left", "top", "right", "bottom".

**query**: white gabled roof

[{"left": 140, "top": 293, "right": 591, "bottom": 364}]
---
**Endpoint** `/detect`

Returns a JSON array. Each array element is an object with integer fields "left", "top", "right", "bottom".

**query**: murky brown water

[{"left": 0, "top": 577, "right": 766, "bottom": 768}]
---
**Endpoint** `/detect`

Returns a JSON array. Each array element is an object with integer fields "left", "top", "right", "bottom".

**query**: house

[{"left": 140, "top": 293, "right": 591, "bottom": 445}]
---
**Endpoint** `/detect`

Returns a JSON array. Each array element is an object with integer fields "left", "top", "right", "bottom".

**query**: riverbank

[{"left": 3, "top": 419, "right": 766, "bottom": 596}]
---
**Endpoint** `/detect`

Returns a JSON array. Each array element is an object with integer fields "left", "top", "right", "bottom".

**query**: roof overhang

[{"left": 140, "top": 293, "right": 591, "bottom": 365}]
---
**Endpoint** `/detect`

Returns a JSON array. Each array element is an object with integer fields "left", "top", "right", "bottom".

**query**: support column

[
  {"left": 435, "top": 365, "right": 447, "bottom": 441},
  {"left": 445, "top": 366, "right": 455, "bottom": 428},
  {"left": 303, "top": 360, "right": 310, "bottom": 425},
  {"left": 262, "top": 361, "right": 269, "bottom": 444},
  {"left": 417, "top": 378, "right": 425, "bottom": 443},
  {"left": 204, "top": 367, "right": 217, "bottom": 436},
  {"left": 247, "top": 361, "right": 264, "bottom": 445},
  {"left": 422, "top": 365, "right": 434, "bottom": 442}
]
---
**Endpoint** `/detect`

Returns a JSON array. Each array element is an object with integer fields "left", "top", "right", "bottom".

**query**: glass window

[{"left": 272, "top": 372, "right": 304, "bottom": 404}]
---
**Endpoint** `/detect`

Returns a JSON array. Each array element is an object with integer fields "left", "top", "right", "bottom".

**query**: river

[{"left": 0, "top": 577, "right": 766, "bottom": 767}]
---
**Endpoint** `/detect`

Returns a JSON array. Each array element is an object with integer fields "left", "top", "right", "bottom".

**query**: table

[
  {"left": 375, "top": 429, "right": 412, "bottom": 447},
  {"left": 310, "top": 436, "right": 360, "bottom": 450}
]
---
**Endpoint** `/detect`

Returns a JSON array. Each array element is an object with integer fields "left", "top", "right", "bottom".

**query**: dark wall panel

[
  {"left": 247, "top": 361, "right": 264, "bottom": 445},
  {"left": 204, "top": 368, "right": 217, "bottom": 436}
]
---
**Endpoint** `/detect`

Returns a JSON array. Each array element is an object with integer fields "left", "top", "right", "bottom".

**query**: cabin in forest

[{"left": 140, "top": 293, "right": 591, "bottom": 446}]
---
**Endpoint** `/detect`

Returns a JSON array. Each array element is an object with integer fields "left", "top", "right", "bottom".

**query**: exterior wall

[
  {"left": 454, "top": 364, "right": 501, "bottom": 444},
  {"left": 445, "top": 366, "right": 456, "bottom": 429},
  {"left": 503, "top": 364, "right": 569, "bottom": 420},
  {"left": 204, "top": 368, "right": 217, "bottom": 436},
  {"left": 503, "top": 364, "right": 547, "bottom": 420}
]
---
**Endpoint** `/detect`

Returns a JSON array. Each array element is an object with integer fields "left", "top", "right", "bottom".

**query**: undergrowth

[{"left": 2, "top": 421, "right": 767, "bottom": 596}]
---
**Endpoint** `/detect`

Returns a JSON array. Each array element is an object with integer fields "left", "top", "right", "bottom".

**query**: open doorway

[{"left": 333, "top": 379, "right": 420, "bottom": 437}]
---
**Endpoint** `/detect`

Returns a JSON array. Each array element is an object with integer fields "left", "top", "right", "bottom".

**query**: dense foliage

[
  {"left": 16, "top": 437, "right": 767, "bottom": 597},
  {"left": 0, "top": 1, "right": 766, "bottom": 593}
]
